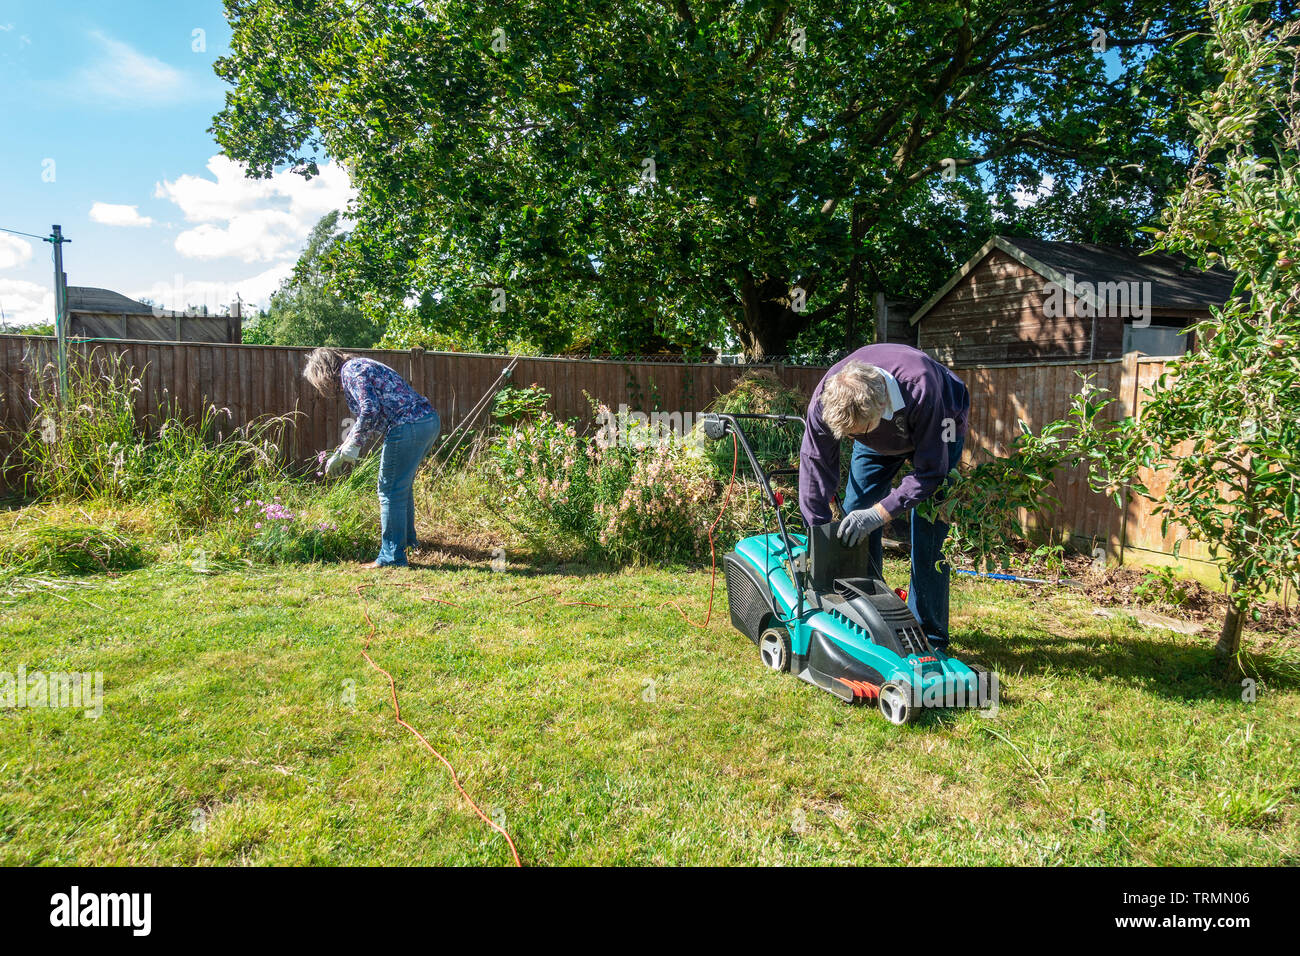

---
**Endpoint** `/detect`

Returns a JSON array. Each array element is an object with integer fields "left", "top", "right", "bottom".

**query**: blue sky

[{"left": 0, "top": 0, "right": 352, "bottom": 326}]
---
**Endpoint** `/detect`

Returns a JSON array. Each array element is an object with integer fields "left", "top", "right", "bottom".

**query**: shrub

[
  {"left": 1132, "top": 566, "right": 1193, "bottom": 610},
  {"left": 702, "top": 370, "right": 807, "bottom": 475},
  {"left": 491, "top": 384, "right": 550, "bottom": 425},
  {"left": 922, "top": 377, "right": 1141, "bottom": 572},
  {"left": 4, "top": 354, "right": 382, "bottom": 571},
  {"left": 591, "top": 440, "right": 724, "bottom": 564},
  {"left": 11, "top": 356, "right": 138, "bottom": 498},
  {"left": 484, "top": 406, "right": 743, "bottom": 564},
  {"left": 236, "top": 459, "right": 380, "bottom": 563},
  {"left": 246, "top": 511, "right": 374, "bottom": 563}
]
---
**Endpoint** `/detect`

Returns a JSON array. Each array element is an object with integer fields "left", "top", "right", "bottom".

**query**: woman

[{"left": 304, "top": 348, "right": 441, "bottom": 568}]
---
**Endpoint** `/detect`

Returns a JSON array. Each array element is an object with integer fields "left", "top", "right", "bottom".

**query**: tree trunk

[
  {"left": 1216, "top": 590, "right": 1245, "bottom": 661},
  {"left": 737, "top": 271, "right": 812, "bottom": 361}
]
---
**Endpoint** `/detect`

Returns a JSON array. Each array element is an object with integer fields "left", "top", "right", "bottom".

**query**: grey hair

[
  {"left": 820, "top": 360, "right": 889, "bottom": 439},
  {"left": 303, "top": 347, "right": 349, "bottom": 396}
]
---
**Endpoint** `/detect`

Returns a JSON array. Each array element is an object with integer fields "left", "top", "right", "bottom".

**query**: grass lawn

[{"left": 1, "top": 556, "right": 1296, "bottom": 866}]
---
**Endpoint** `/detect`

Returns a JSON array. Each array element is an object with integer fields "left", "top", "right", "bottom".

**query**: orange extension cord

[
  {"left": 353, "top": 433, "right": 741, "bottom": 866},
  {"left": 355, "top": 583, "right": 524, "bottom": 867}
]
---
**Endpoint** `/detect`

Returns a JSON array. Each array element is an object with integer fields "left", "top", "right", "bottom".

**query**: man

[{"left": 798, "top": 344, "right": 970, "bottom": 651}]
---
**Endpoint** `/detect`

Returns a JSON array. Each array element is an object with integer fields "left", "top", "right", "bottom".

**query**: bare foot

[{"left": 362, "top": 560, "right": 383, "bottom": 569}]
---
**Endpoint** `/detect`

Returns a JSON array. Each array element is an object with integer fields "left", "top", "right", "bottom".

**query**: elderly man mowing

[
  {"left": 304, "top": 348, "right": 441, "bottom": 568},
  {"left": 799, "top": 344, "right": 970, "bottom": 652}
]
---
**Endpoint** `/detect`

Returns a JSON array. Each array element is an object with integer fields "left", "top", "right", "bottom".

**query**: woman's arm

[{"left": 338, "top": 361, "right": 382, "bottom": 457}]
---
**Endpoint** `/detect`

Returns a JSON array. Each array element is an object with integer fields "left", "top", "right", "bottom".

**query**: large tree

[{"left": 214, "top": 0, "right": 1212, "bottom": 358}]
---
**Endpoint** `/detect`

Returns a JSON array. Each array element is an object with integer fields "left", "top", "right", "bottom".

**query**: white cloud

[
  {"left": 89, "top": 202, "right": 154, "bottom": 228},
  {"left": 0, "top": 234, "right": 34, "bottom": 270},
  {"left": 1011, "top": 174, "right": 1056, "bottom": 209},
  {"left": 155, "top": 156, "right": 354, "bottom": 264},
  {"left": 131, "top": 263, "right": 294, "bottom": 314},
  {"left": 173, "top": 211, "right": 304, "bottom": 262},
  {"left": 73, "top": 31, "right": 196, "bottom": 106},
  {"left": 0, "top": 278, "right": 54, "bottom": 326}
]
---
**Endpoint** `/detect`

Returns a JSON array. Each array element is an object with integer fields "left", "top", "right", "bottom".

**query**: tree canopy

[{"left": 215, "top": 0, "right": 1222, "bottom": 358}]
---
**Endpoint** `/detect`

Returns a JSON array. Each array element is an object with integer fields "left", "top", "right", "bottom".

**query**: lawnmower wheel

[
  {"left": 758, "top": 626, "right": 792, "bottom": 673},
  {"left": 877, "top": 681, "right": 918, "bottom": 725}
]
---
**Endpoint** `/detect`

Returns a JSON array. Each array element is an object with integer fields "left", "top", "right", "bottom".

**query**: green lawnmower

[{"left": 703, "top": 412, "right": 996, "bottom": 725}]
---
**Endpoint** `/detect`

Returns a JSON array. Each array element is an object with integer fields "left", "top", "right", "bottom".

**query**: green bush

[
  {"left": 484, "top": 407, "right": 744, "bottom": 564},
  {"left": 702, "top": 369, "right": 807, "bottom": 476},
  {"left": 235, "top": 458, "right": 380, "bottom": 563},
  {"left": 4, "top": 355, "right": 384, "bottom": 571},
  {"left": 1133, "top": 566, "right": 1193, "bottom": 610},
  {"left": 246, "top": 513, "right": 375, "bottom": 563},
  {"left": 491, "top": 384, "right": 550, "bottom": 425}
]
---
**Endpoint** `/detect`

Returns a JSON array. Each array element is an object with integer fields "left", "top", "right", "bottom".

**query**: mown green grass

[{"left": 0, "top": 557, "right": 1296, "bottom": 866}]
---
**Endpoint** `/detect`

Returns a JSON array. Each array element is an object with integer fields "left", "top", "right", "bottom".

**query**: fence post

[
  {"left": 410, "top": 346, "right": 424, "bottom": 394},
  {"left": 49, "top": 224, "right": 70, "bottom": 402},
  {"left": 1109, "top": 350, "right": 1142, "bottom": 568}
]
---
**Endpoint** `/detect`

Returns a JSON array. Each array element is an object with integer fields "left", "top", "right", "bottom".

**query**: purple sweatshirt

[{"left": 798, "top": 344, "right": 970, "bottom": 526}]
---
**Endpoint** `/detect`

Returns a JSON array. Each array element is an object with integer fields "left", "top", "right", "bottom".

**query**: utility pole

[{"left": 46, "top": 224, "right": 70, "bottom": 401}]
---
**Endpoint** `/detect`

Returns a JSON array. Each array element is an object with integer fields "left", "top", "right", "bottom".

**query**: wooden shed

[
  {"left": 905, "top": 236, "right": 1236, "bottom": 365},
  {"left": 68, "top": 287, "right": 242, "bottom": 344}
]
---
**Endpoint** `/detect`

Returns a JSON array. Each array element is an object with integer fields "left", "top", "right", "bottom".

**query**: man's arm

[{"left": 798, "top": 398, "right": 840, "bottom": 526}]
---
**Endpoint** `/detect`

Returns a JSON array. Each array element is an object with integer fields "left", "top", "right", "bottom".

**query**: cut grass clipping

[{"left": 0, "top": 517, "right": 150, "bottom": 576}]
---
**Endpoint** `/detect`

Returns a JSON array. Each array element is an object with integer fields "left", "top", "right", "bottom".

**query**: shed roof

[
  {"left": 908, "top": 236, "right": 1237, "bottom": 325},
  {"left": 67, "top": 286, "right": 158, "bottom": 316}
]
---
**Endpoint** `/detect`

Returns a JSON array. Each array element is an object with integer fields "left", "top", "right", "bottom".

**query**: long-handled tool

[{"left": 430, "top": 355, "right": 519, "bottom": 475}]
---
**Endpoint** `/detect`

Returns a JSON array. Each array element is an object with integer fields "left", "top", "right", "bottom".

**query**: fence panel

[{"left": 0, "top": 336, "right": 1189, "bottom": 569}]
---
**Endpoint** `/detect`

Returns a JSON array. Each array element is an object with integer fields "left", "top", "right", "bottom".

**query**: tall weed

[{"left": 12, "top": 355, "right": 291, "bottom": 527}]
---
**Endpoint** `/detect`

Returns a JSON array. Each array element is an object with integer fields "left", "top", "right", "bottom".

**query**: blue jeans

[
  {"left": 375, "top": 412, "right": 441, "bottom": 566},
  {"left": 843, "top": 434, "right": 965, "bottom": 650}
]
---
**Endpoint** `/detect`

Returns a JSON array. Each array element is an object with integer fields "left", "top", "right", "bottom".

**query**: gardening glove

[
  {"left": 325, "top": 444, "right": 359, "bottom": 476},
  {"left": 837, "top": 503, "right": 891, "bottom": 548}
]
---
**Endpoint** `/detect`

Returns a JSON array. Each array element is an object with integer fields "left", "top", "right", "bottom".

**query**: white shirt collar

[{"left": 877, "top": 368, "right": 905, "bottom": 421}]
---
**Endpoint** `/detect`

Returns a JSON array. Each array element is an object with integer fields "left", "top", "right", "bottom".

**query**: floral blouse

[{"left": 339, "top": 357, "right": 435, "bottom": 451}]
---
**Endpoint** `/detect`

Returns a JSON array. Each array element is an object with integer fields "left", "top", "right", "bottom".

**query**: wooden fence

[{"left": 0, "top": 335, "right": 1201, "bottom": 575}]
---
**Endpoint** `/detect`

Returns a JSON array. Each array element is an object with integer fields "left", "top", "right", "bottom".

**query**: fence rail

[{"left": 0, "top": 335, "right": 1200, "bottom": 573}]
